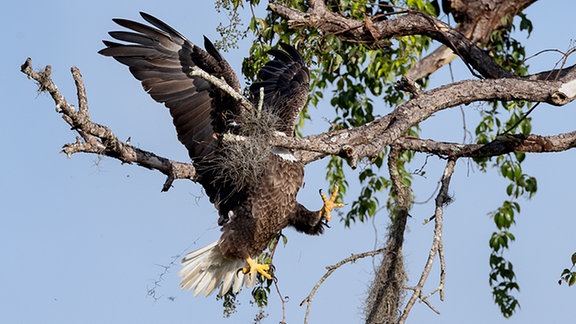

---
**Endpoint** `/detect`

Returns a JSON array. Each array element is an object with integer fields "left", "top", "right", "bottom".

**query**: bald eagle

[{"left": 99, "top": 12, "right": 342, "bottom": 297}]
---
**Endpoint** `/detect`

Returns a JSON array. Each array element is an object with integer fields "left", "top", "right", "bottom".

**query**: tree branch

[
  {"left": 299, "top": 248, "right": 386, "bottom": 324},
  {"left": 400, "top": 158, "right": 456, "bottom": 323},
  {"left": 272, "top": 76, "right": 576, "bottom": 165},
  {"left": 268, "top": 2, "right": 511, "bottom": 79},
  {"left": 394, "top": 132, "right": 576, "bottom": 158},
  {"left": 22, "top": 56, "right": 576, "bottom": 192},
  {"left": 407, "top": 0, "right": 537, "bottom": 80},
  {"left": 274, "top": 130, "right": 576, "bottom": 166},
  {"left": 188, "top": 66, "right": 253, "bottom": 112},
  {"left": 21, "top": 58, "right": 197, "bottom": 191}
]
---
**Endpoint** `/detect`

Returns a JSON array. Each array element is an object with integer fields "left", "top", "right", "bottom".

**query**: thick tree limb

[
  {"left": 272, "top": 76, "right": 576, "bottom": 164},
  {"left": 21, "top": 58, "right": 197, "bottom": 191},
  {"left": 275, "top": 128, "right": 576, "bottom": 165},
  {"left": 407, "top": 0, "right": 537, "bottom": 80},
  {"left": 269, "top": 2, "right": 511, "bottom": 79},
  {"left": 22, "top": 56, "right": 576, "bottom": 189}
]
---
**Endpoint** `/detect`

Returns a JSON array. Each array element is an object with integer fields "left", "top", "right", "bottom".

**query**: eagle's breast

[{"left": 218, "top": 153, "right": 304, "bottom": 259}]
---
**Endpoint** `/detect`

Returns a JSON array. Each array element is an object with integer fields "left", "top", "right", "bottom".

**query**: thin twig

[
  {"left": 146, "top": 254, "right": 182, "bottom": 301},
  {"left": 405, "top": 286, "right": 441, "bottom": 315},
  {"left": 188, "top": 66, "right": 253, "bottom": 111},
  {"left": 300, "top": 248, "right": 385, "bottom": 324},
  {"left": 273, "top": 280, "right": 288, "bottom": 324},
  {"left": 438, "top": 239, "right": 446, "bottom": 301}
]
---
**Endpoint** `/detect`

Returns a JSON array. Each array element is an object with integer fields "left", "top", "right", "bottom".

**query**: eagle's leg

[
  {"left": 319, "top": 185, "right": 344, "bottom": 222},
  {"left": 289, "top": 185, "right": 344, "bottom": 235},
  {"left": 242, "top": 257, "right": 272, "bottom": 280}
]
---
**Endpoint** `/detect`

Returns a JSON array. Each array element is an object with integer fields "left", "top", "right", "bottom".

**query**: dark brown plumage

[{"left": 99, "top": 12, "right": 341, "bottom": 296}]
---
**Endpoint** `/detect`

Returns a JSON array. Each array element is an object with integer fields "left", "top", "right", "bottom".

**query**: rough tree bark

[{"left": 20, "top": 0, "right": 576, "bottom": 323}]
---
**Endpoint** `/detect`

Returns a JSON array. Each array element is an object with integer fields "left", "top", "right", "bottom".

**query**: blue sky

[{"left": 3, "top": 1, "right": 576, "bottom": 323}]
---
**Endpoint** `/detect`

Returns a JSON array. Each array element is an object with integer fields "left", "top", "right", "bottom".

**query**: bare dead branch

[
  {"left": 403, "top": 285, "right": 442, "bottom": 314},
  {"left": 188, "top": 66, "right": 253, "bottom": 112},
  {"left": 21, "top": 58, "right": 197, "bottom": 190},
  {"left": 438, "top": 238, "right": 446, "bottom": 301},
  {"left": 71, "top": 67, "right": 89, "bottom": 116},
  {"left": 272, "top": 280, "right": 287, "bottom": 324},
  {"left": 399, "top": 158, "right": 456, "bottom": 323}
]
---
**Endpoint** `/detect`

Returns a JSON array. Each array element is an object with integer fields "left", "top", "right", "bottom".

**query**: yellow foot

[
  {"left": 242, "top": 257, "right": 272, "bottom": 280},
  {"left": 320, "top": 185, "right": 345, "bottom": 222}
]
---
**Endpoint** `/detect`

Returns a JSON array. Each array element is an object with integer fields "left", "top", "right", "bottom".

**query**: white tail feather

[{"left": 179, "top": 239, "right": 255, "bottom": 296}]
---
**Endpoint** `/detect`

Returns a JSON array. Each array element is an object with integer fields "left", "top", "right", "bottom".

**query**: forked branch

[
  {"left": 20, "top": 57, "right": 197, "bottom": 191},
  {"left": 400, "top": 158, "right": 456, "bottom": 323}
]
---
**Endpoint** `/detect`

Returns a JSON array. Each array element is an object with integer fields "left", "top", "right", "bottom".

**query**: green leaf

[
  {"left": 506, "top": 184, "right": 514, "bottom": 196},
  {"left": 569, "top": 273, "right": 576, "bottom": 286}
]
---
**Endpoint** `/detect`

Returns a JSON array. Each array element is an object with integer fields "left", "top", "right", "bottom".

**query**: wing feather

[
  {"left": 249, "top": 43, "right": 310, "bottom": 134},
  {"left": 100, "top": 13, "right": 245, "bottom": 223},
  {"left": 99, "top": 12, "right": 241, "bottom": 162}
]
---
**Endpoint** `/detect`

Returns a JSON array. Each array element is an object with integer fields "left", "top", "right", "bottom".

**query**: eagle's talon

[
  {"left": 320, "top": 185, "right": 344, "bottom": 222},
  {"left": 242, "top": 257, "right": 272, "bottom": 280}
]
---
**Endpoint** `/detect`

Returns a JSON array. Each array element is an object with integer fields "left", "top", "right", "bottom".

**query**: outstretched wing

[
  {"left": 250, "top": 43, "right": 310, "bottom": 135},
  {"left": 99, "top": 12, "right": 242, "bottom": 162}
]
